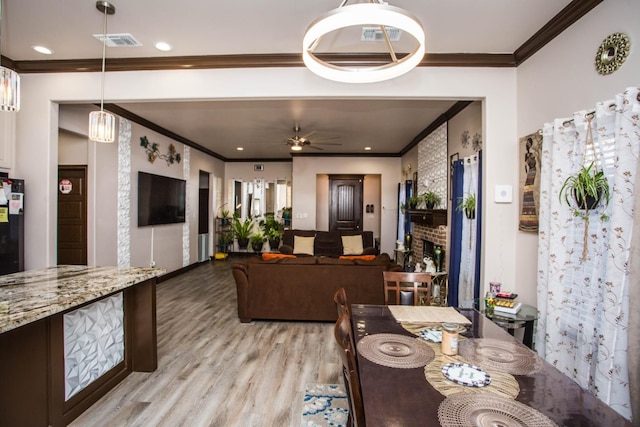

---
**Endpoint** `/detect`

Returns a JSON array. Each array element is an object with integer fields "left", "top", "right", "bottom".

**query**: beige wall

[{"left": 515, "top": 0, "right": 640, "bottom": 305}]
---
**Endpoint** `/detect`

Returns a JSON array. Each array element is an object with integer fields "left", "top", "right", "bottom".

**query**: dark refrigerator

[{"left": 0, "top": 177, "right": 25, "bottom": 275}]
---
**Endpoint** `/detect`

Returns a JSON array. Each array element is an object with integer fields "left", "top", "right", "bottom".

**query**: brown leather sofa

[
  {"left": 279, "top": 229, "right": 378, "bottom": 257},
  {"left": 231, "top": 253, "right": 401, "bottom": 322}
]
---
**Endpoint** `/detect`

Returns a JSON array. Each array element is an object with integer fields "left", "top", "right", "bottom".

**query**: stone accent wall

[
  {"left": 411, "top": 223, "right": 447, "bottom": 270},
  {"left": 417, "top": 123, "right": 448, "bottom": 209}
]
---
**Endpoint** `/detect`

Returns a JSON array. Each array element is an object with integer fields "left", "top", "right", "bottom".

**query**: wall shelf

[{"left": 407, "top": 209, "right": 448, "bottom": 227}]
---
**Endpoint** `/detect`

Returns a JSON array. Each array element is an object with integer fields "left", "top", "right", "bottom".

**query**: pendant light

[
  {"left": 0, "top": 0, "right": 20, "bottom": 111},
  {"left": 303, "top": 1, "right": 425, "bottom": 84},
  {"left": 88, "top": 1, "right": 116, "bottom": 143}
]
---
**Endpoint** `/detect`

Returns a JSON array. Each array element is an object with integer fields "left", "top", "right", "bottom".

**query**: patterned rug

[{"left": 301, "top": 383, "right": 349, "bottom": 427}]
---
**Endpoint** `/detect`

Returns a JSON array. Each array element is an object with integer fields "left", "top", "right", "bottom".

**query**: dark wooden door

[
  {"left": 329, "top": 175, "right": 363, "bottom": 231},
  {"left": 57, "top": 166, "right": 87, "bottom": 265}
]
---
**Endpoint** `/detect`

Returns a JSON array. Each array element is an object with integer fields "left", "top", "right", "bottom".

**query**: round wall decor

[{"left": 595, "top": 33, "right": 630, "bottom": 75}]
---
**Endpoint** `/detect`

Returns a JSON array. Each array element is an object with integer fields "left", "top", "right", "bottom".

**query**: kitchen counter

[
  {"left": 0, "top": 265, "right": 165, "bottom": 334},
  {"left": 0, "top": 265, "right": 166, "bottom": 426}
]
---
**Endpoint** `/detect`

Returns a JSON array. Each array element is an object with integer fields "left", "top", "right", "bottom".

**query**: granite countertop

[{"left": 0, "top": 265, "right": 166, "bottom": 334}]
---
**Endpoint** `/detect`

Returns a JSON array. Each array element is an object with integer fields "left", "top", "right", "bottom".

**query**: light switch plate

[{"left": 495, "top": 185, "right": 512, "bottom": 203}]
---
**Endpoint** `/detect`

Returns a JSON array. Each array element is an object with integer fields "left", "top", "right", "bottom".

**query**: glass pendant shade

[
  {"left": 89, "top": 110, "right": 116, "bottom": 143},
  {"left": 0, "top": 66, "right": 20, "bottom": 112}
]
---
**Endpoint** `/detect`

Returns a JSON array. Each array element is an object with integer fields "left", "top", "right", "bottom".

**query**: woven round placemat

[
  {"left": 356, "top": 333, "right": 435, "bottom": 369},
  {"left": 423, "top": 341, "right": 520, "bottom": 399},
  {"left": 458, "top": 338, "right": 543, "bottom": 376},
  {"left": 438, "top": 392, "right": 559, "bottom": 427}
]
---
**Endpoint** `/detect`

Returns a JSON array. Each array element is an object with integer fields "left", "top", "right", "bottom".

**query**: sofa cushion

[
  {"left": 293, "top": 235, "right": 315, "bottom": 255},
  {"left": 279, "top": 256, "right": 318, "bottom": 265},
  {"left": 314, "top": 231, "right": 341, "bottom": 257},
  {"left": 341, "top": 235, "right": 364, "bottom": 255},
  {"left": 318, "top": 257, "right": 355, "bottom": 265}
]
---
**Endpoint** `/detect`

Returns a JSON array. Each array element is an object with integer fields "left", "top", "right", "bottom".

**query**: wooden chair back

[
  {"left": 382, "top": 271, "right": 432, "bottom": 306},
  {"left": 334, "top": 313, "right": 366, "bottom": 427},
  {"left": 333, "top": 287, "right": 351, "bottom": 318}
]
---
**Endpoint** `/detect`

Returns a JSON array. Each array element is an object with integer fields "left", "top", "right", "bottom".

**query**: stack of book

[{"left": 493, "top": 292, "right": 521, "bottom": 316}]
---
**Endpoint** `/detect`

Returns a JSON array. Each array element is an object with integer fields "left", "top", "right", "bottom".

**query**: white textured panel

[
  {"left": 182, "top": 146, "right": 191, "bottom": 267},
  {"left": 64, "top": 292, "right": 124, "bottom": 401},
  {"left": 418, "top": 123, "right": 448, "bottom": 209},
  {"left": 117, "top": 119, "right": 132, "bottom": 267}
]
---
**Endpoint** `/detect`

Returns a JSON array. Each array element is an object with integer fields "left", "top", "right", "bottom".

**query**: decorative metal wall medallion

[{"left": 595, "top": 33, "right": 630, "bottom": 75}]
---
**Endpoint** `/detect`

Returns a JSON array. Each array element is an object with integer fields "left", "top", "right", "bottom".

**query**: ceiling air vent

[
  {"left": 93, "top": 33, "right": 142, "bottom": 47},
  {"left": 361, "top": 27, "right": 402, "bottom": 42}
]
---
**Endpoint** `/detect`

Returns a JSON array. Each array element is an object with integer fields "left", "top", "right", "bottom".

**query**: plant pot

[
  {"left": 573, "top": 189, "right": 601, "bottom": 210},
  {"left": 409, "top": 201, "right": 418, "bottom": 209},
  {"left": 426, "top": 201, "right": 435, "bottom": 209},
  {"left": 251, "top": 241, "right": 264, "bottom": 253},
  {"left": 268, "top": 238, "right": 280, "bottom": 250},
  {"left": 237, "top": 238, "right": 249, "bottom": 250},
  {"left": 465, "top": 208, "right": 475, "bottom": 220},
  {"left": 221, "top": 218, "right": 230, "bottom": 226}
]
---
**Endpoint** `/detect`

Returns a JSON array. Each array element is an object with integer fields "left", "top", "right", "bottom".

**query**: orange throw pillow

[
  {"left": 262, "top": 253, "right": 296, "bottom": 261},
  {"left": 339, "top": 255, "right": 376, "bottom": 261}
]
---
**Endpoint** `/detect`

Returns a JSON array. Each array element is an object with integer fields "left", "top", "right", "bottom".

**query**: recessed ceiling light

[
  {"left": 364, "top": 146, "right": 372, "bottom": 151},
  {"left": 155, "top": 42, "right": 172, "bottom": 52},
  {"left": 32, "top": 45, "right": 53, "bottom": 55},
  {"left": 237, "top": 147, "right": 244, "bottom": 151}
]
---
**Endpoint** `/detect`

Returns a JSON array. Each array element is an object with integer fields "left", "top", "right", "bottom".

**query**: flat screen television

[{"left": 138, "top": 171, "right": 186, "bottom": 226}]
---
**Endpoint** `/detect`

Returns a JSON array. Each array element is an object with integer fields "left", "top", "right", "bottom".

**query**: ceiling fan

[{"left": 286, "top": 125, "right": 341, "bottom": 151}]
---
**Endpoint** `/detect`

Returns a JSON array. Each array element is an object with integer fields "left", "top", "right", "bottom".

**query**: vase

[{"left": 404, "top": 233, "right": 412, "bottom": 250}]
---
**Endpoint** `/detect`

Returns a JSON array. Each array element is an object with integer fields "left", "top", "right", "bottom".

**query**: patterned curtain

[
  {"left": 537, "top": 87, "right": 639, "bottom": 420},
  {"left": 457, "top": 154, "right": 480, "bottom": 308}
]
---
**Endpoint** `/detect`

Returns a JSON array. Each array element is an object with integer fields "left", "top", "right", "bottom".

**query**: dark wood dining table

[{"left": 351, "top": 304, "right": 632, "bottom": 427}]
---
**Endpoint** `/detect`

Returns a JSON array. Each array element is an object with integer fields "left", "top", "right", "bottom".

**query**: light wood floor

[{"left": 70, "top": 259, "right": 341, "bottom": 427}]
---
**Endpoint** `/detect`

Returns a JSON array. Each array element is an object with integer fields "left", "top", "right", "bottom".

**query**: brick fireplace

[{"left": 410, "top": 223, "right": 447, "bottom": 271}]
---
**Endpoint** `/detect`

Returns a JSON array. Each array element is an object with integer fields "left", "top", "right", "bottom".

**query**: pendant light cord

[{"left": 99, "top": 5, "right": 108, "bottom": 112}]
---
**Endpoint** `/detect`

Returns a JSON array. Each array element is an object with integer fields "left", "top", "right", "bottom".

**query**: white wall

[
  {"left": 516, "top": 0, "right": 640, "bottom": 305},
  {"left": 15, "top": 66, "right": 518, "bottom": 291}
]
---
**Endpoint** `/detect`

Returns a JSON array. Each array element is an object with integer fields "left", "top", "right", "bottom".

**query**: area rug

[{"left": 301, "top": 383, "right": 349, "bottom": 427}]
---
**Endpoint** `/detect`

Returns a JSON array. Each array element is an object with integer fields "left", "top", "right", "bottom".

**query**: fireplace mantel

[{"left": 407, "top": 209, "right": 447, "bottom": 227}]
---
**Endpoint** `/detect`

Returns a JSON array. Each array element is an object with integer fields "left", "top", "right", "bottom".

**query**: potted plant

[
  {"left": 422, "top": 191, "right": 441, "bottom": 209},
  {"left": 232, "top": 213, "right": 253, "bottom": 249},
  {"left": 558, "top": 161, "right": 610, "bottom": 220},
  {"left": 259, "top": 213, "right": 284, "bottom": 250},
  {"left": 218, "top": 231, "right": 234, "bottom": 253},
  {"left": 218, "top": 204, "right": 231, "bottom": 226},
  {"left": 558, "top": 161, "right": 611, "bottom": 261},
  {"left": 407, "top": 195, "right": 421, "bottom": 209},
  {"left": 250, "top": 232, "right": 266, "bottom": 253},
  {"left": 456, "top": 193, "right": 476, "bottom": 219}
]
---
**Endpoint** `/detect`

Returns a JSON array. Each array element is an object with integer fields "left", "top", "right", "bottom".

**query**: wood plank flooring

[{"left": 69, "top": 259, "right": 341, "bottom": 427}]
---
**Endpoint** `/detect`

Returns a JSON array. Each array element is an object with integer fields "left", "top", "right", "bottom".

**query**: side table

[
  {"left": 477, "top": 301, "right": 538, "bottom": 350},
  {"left": 393, "top": 249, "right": 412, "bottom": 271}
]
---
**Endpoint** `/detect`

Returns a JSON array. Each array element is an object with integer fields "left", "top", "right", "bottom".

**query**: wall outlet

[{"left": 150, "top": 260, "right": 156, "bottom": 268}]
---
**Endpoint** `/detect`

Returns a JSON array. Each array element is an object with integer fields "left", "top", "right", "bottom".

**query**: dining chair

[
  {"left": 334, "top": 313, "right": 366, "bottom": 427},
  {"left": 333, "top": 287, "right": 351, "bottom": 318},
  {"left": 382, "top": 271, "right": 432, "bottom": 306}
]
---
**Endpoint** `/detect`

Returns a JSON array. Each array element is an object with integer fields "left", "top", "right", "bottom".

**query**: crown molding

[{"left": 514, "top": 0, "right": 603, "bottom": 65}]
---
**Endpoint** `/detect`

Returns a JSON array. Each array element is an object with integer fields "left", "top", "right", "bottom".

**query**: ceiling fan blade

[
  {"left": 313, "top": 142, "right": 342, "bottom": 146},
  {"left": 313, "top": 136, "right": 341, "bottom": 141},
  {"left": 306, "top": 145, "right": 324, "bottom": 150},
  {"left": 301, "top": 130, "right": 316, "bottom": 139}
]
